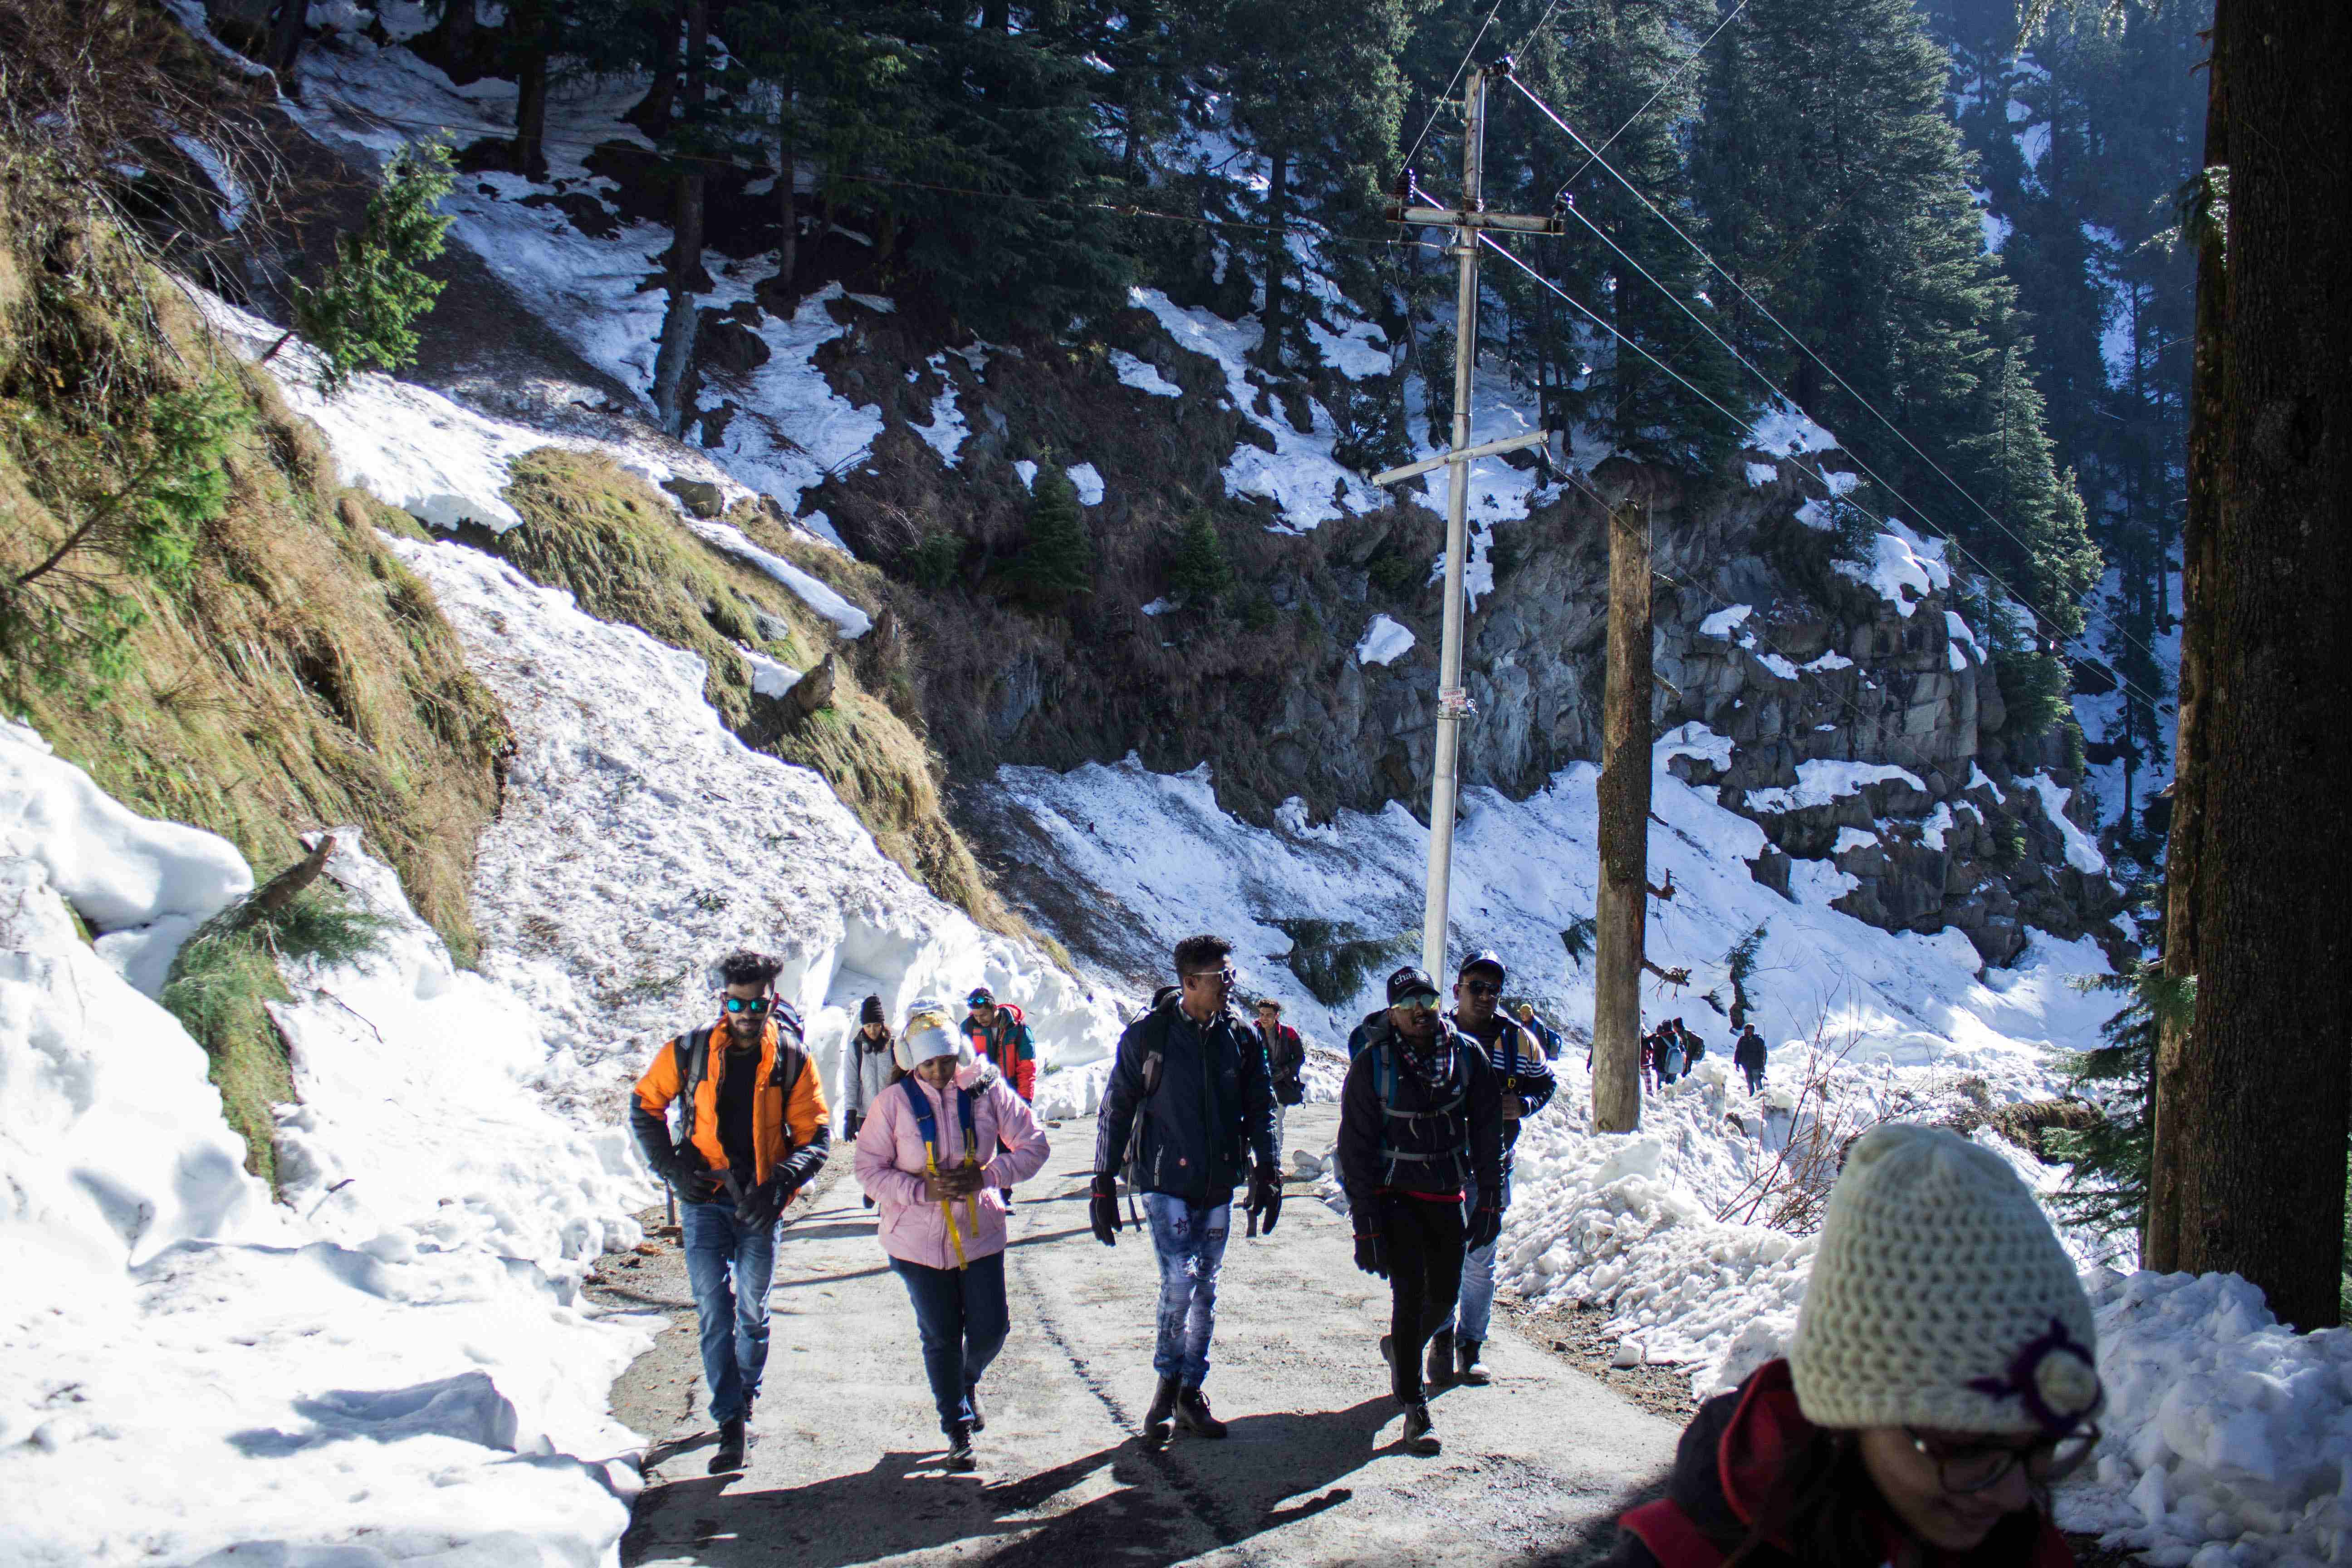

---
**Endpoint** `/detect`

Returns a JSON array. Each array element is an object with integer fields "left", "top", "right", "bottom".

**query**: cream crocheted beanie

[{"left": 1790, "top": 1122, "right": 2101, "bottom": 1436}]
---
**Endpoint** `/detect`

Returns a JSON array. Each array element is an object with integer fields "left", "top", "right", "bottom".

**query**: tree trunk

[
  {"left": 777, "top": 93, "right": 799, "bottom": 287},
  {"left": 270, "top": 0, "right": 304, "bottom": 88},
  {"left": 1261, "top": 143, "right": 1289, "bottom": 369},
  {"left": 625, "top": 8, "right": 683, "bottom": 137},
  {"left": 2149, "top": 0, "right": 2352, "bottom": 1328},
  {"left": 512, "top": 30, "right": 550, "bottom": 181},
  {"left": 442, "top": 0, "right": 475, "bottom": 56},
  {"left": 682, "top": 0, "right": 709, "bottom": 117},
  {"left": 653, "top": 171, "right": 705, "bottom": 436},
  {"left": 1592, "top": 495, "right": 1653, "bottom": 1133}
]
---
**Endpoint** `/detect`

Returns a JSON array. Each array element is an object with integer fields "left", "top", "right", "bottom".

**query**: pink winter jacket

[{"left": 854, "top": 1067, "right": 1050, "bottom": 1270}]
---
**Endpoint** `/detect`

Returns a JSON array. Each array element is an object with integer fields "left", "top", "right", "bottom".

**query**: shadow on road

[{"left": 623, "top": 1397, "right": 1404, "bottom": 1567}]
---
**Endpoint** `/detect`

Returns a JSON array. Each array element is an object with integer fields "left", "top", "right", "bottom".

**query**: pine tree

[
  {"left": 1008, "top": 466, "right": 1093, "bottom": 602},
  {"left": 1168, "top": 510, "right": 1235, "bottom": 610},
  {"left": 2048, "top": 961, "right": 2190, "bottom": 1237},
  {"left": 270, "top": 141, "right": 455, "bottom": 396}
]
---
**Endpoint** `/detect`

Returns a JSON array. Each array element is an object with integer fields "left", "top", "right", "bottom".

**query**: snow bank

[
  {"left": 2062, "top": 1271, "right": 2352, "bottom": 1567},
  {"left": 1745, "top": 759, "right": 1927, "bottom": 813},
  {"left": 1839, "top": 518, "right": 1952, "bottom": 617},
  {"left": 0, "top": 730, "right": 649, "bottom": 1567}
]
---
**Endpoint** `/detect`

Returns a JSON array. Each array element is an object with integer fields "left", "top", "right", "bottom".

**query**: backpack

[
  {"left": 1370, "top": 1031, "right": 1471, "bottom": 1189},
  {"left": 1120, "top": 1001, "right": 1177, "bottom": 1198},
  {"left": 899, "top": 1075, "right": 984, "bottom": 1269}
]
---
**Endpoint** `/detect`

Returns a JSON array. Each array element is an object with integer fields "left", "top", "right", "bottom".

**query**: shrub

[
  {"left": 268, "top": 141, "right": 456, "bottom": 396},
  {"left": 906, "top": 531, "right": 964, "bottom": 592},
  {"left": 1168, "top": 510, "right": 1233, "bottom": 611},
  {"left": 1003, "top": 465, "right": 1092, "bottom": 603},
  {"left": 1367, "top": 550, "right": 1421, "bottom": 597}
]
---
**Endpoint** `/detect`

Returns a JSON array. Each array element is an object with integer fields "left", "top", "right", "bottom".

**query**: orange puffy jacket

[{"left": 631, "top": 1016, "right": 831, "bottom": 1191}]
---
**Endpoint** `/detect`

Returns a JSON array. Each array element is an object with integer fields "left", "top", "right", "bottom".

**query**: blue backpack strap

[
  {"left": 956, "top": 1083, "right": 978, "bottom": 1161},
  {"left": 902, "top": 1075, "right": 981, "bottom": 1165}
]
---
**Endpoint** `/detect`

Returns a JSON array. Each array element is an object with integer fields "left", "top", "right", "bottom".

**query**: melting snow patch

[
  {"left": 1747, "top": 760, "right": 1927, "bottom": 814},
  {"left": 1747, "top": 400, "right": 1840, "bottom": 456},
  {"left": 1140, "top": 597, "right": 1176, "bottom": 617},
  {"left": 1068, "top": 462, "right": 1106, "bottom": 506},
  {"left": 1109, "top": 349, "right": 1181, "bottom": 397},
  {"left": 742, "top": 648, "right": 804, "bottom": 697},
  {"left": 1013, "top": 459, "right": 1039, "bottom": 491},
  {"left": 910, "top": 353, "right": 970, "bottom": 467},
  {"left": 1744, "top": 461, "right": 1779, "bottom": 487},
  {"left": 1802, "top": 650, "right": 1854, "bottom": 672},
  {"left": 1837, "top": 519, "right": 1951, "bottom": 617},
  {"left": 683, "top": 519, "right": 872, "bottom": 640},
  {"left": 2025, "top": 774, "right": 2107, "bottom": 874},
  {"left": 1754, "top": 650, "right": 1801, "bottom": 680},
  {"left": 1659, "top": 722, "right": 1734, "bottom": 770},
  {"left": 1700, "top": 605, "right": 1755, "bottom": 639},
  {"left": 1355, "top": 613, "right": 1416, "bottom": 666}
]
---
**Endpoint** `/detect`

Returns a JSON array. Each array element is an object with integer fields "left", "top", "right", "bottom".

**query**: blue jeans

[
  {"left": 1142, "top": 1194, "right": 1230, "bottom": 1388},
  {"left": 891, "top": 1252, "right": 1010, "bottom": 1432},
  {"left": 1449, "top": 1168, "right": 1513, "bottom": 1343},
  {"left": 681, "top": 1200, "right": 777, "bottom": 1425}
]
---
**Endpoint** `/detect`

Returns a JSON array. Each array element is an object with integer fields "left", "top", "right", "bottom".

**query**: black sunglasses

[{"left": 723, "top": 996, "right": 774, "bottom": 1016}]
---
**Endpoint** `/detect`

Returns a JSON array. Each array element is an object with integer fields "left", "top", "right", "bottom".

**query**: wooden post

[{"left": 1592, "top": 496, "right": 1652, "bottom": 1133}]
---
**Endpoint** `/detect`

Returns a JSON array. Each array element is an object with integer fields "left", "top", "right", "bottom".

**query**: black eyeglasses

[
  {"left": 1907, "top": 1425, "right": 2101, "bottom": 1494},
  {"left": 723, "top": 996, "right": 774, "bottom": 1016}
]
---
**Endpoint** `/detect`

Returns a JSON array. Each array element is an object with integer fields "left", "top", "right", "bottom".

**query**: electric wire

[
  {"left": 1401, "top": 0, "right": 1511, "bottom": 178},
  {"left": 1553, "top": 0, "right": 1753, "bottom": 194},
  {"left": 1476, "top": 232, "right": 2168, "bottom": 722},
  {"left": 1505, "top": 74, "right": 2174, "bottom": 694}
]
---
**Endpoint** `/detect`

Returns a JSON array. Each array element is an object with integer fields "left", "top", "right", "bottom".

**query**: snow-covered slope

[{"left": 0, "top": 723, "right": 649, "bottom": 1567}]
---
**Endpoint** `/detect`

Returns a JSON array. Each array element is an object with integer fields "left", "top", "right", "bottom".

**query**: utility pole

[
  {"left": 1591, "top": 495, "right": 1653, "bottom": 1132},
  {"left": 1373, "top": 60, "right": 1562, "bottom": 983}
]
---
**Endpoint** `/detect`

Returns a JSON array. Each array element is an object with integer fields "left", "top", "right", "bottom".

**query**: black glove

[
  {"left": 1353, "top": 1231, "right": 1387, "bottom": 1278},
  {"left": 843, "top": 1111, "right": 862, "bottom": 1142},
  {"left": 1088, "top": 1172, "right": 1123, "bottom": 1247},
  {"left": 1245, "top": 1164, "right": 1283, "bottom": 1235},
  {"left": 667, "top": 1147, "right": 725, "bottom": 1204},
  {"left": 736, "top": 1175, "right": 794, "bottom": 1229},
  {"left": 1467, "top": 1204, "right": 1502, "bottom": 1251}
]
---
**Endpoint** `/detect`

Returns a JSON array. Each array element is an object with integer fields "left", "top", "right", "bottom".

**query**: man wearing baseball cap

[
  {"left": 1336, "top": 963, "right": 1503, "bottom": 1456},
  {"left": 1438, "top": 950, "right": 1553, "bottom": 1389}
]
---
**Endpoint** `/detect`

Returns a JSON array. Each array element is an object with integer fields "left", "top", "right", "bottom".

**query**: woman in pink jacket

[{"left": 854, "top": 998, "right": 1050, "bottom": 1469}]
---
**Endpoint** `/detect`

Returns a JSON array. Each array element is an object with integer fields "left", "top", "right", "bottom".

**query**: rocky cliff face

[{"left": 789, "top": 300, "right": 2120, "bottom": 968}]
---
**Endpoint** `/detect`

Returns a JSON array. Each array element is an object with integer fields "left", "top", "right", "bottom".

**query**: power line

[
  {"left": 1401, "top": 0, "right": 1510, "bottom": 177},
  {"left": 1479, "top": 234, "right": 2169, "bottom": 720},
  {"left": 1503, "top": 76, "right": 2176, "bottom": 701},
  {"left": 1555, "top": 0, "right": 1752, "bottom": 193}
]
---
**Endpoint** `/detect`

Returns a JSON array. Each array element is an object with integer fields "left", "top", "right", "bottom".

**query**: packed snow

[
  {"left": 1354, "top": 613, "right": 1418, "bottom": 667},
  {"left": 0, "top": 722, "right": 652, "bottom": 1567},
  {"left": 1109, "top": 348, "right": 1183, "bottom": 397},
  {"left": 1067, "top": 461, "right": 1107, "bottom": 507},
  {"left": 1838, "top": 518, "right": 1953, "bottom": 617}
]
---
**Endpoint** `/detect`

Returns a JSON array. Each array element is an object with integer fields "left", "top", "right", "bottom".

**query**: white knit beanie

[
  {"left": 1790, "top": 1123, "right": 2102, "bottom": 1436},
  {"left": 897, "top": 998, "right": 960, "bottom": 1072}
]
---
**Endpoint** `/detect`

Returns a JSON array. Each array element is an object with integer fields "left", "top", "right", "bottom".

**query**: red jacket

[
  {"left": 1610, "top": 1361, "right": 2075, "bottom": 1568},
  {"left": 963, "top": 1004, "right": 1037, "bottom": 1102}
]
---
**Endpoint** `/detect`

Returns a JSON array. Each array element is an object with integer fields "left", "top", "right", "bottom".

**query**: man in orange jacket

[{"left": 631, "top": 950, "right": 830, "bottom": 1474}]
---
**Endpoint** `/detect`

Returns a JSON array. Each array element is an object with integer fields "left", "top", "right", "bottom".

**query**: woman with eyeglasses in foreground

[{"left": 1606, "top": 1122, "right": 2102, "bottom": 1568}]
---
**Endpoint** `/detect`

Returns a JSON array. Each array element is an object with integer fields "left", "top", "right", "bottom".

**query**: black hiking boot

[
  {"left": 1458, "top": 1338, "right": 1492, "bottom": 1385},
  {"left": 965, "top": 1384, "right": 985, "bottom": 1434},
  {"left": 1401, "top": 1402, "right": 1441, "bottom": 1455},
  {"left": 945, "top": 1421, "right": 976, "bottom": 1471},
  {"left": 1426, "top": 1329, "right": 1456, "bottom": 1390},
  {"left": 708, "top": 1417, "right": 747, "bottom": 1474},
  {"left": 1175, "top": 1386, "right": 1227, "bottom": 1440},
  {"left": 1143, "top": 1375, "right": 1181, "bottom": 1446}
]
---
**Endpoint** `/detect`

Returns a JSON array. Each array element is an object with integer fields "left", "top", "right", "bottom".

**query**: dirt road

[{"left": 607, "top": 1104, "right": 1678, "bottom": 1567}]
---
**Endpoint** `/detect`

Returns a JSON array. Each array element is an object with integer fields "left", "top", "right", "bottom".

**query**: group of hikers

[
  {"left": 631, "top": 944, "right": 2108, "bottom": 1568},
  {"left": 1629, "top": 1015, "right": 1771, "bottom": 1095}
]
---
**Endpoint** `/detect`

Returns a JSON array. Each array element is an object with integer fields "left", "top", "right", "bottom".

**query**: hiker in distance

[
  {"left": 855, "top": 999, "right": 1050, "bottom": 1471},
  {"left": 1514, "top": 1000, "right": 1566, "bottom": 1062},
  {"left": 1253, "top": 995, "right": 1308, "bottom": 1161},
  {"left": 1601, "top": 1123, "right": 2102, "bottom": 1568},
  {"left": 1339, "top": 964, "right": 1503, "bottom": 1457},
  {"left": 1735, "top": 1022, "right": 1768, "bottom": 1095},
  {"left": 963, "top": 985, "right": 1036, "bottom": 1205},
  {"left": 629, "top": 950, "right": 831, "bottom": 1475},
  {"left": 838, "top": 994, "right": 897, "bottom": 1210},
  {"left": 1089, "top": 934, "right": 1282, "bottom": 1446},
  {"left": 1440, "top": 951, "right": 1554, "bottom": 1388}
]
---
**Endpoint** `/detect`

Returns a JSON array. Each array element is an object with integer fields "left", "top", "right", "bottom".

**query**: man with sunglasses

[
  {"left": 962, "top": 986, "right": 1036, "bottom": 1206},
  {"left": 1438, "top": 951, "right": 1553, "bottom": 1389},
  {"left": 1338, "top": 965, "right": 1502, "bottom": 1456},
  {"left": 1089, "top": 933, "right": 1280, "bottom": 1446},
  {"left": 630, "top": 950, "right": 831, "bottom": 1475}
]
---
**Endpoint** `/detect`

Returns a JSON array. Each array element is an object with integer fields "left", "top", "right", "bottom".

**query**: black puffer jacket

[
  {"left": 1094, "top": 1000, "right": 1279, "bottom": 1205},
  {"left": 1336, "top": 1013, "right": 1502, "bottom": 1218}
]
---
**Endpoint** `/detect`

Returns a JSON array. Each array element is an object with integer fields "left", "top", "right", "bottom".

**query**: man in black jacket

[
  {"left": 1090, "top": 934, "right": 1281, "bottom": 1446},
  {"left": 1338, "top": 964, "right": 1503, "bottom": 1457},
  {"left": 1734, "top": 1024, "right": 1768, "bottom": 1095},
  {"left": 1253, "top": 997, "right": 1307, "bottom": 1159}
]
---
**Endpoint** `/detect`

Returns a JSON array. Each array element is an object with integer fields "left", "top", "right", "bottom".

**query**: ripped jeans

[{"left": 1142, "top": 1194, "right": 1231, "bottom": 1388}]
